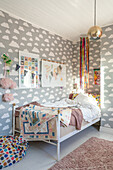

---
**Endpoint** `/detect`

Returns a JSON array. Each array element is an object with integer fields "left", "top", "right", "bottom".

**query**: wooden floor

[{"left": 8, "top": 125, "right": 113, "bottom": 170}]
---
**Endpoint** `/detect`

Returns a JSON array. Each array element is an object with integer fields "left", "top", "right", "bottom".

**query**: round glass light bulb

[{"left": 87, "top": 26, "right": 102, "bottom": 40}]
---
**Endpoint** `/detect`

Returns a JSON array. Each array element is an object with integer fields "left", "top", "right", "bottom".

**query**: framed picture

[
  {"left": 41, "top": 60, "right": 66, "bottom": 87},
  {"left": 19, "top": 51, "right": 39, "bottom": 88},
  {"left": 94, "top": 68, "right": 100, "bottom": 85}
]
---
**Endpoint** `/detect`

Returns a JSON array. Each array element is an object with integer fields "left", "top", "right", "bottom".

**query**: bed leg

[
  {"left": 57, "top": 141, "right": 60, "bottom": 161},
  {"left": 57, "top": 109, "right": 60, "bottom": 161},
  {"left": 12, "top": 103, "right": 16, "bottom": 136}
]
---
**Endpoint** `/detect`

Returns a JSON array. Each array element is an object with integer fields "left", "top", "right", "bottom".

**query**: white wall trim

[{"left": 100, "top": 126, "right": 113, "bottom": 134}]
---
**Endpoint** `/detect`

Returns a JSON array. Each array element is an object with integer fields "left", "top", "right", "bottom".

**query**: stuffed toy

[{"left": 2, "top": 93, "right": 14, "bottom": 102}]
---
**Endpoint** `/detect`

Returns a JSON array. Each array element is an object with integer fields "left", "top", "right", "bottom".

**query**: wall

[
  {"left": 0, "top": 10, "right": 74, "bottom": 135},
  {"left": 73, "top": 39, "right": 100, "bottom": 94},
  {"left": 100, "top": 24, "right": 113, "bottom": 129}
]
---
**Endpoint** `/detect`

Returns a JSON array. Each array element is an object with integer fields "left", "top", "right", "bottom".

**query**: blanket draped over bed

[{"left": 18, "top": 104, "right": 83, "bottom": 140}]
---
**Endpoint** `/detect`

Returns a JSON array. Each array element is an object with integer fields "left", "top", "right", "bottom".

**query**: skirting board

[{"left": 100, "top": 126, "right": 113, "bottom": 134}]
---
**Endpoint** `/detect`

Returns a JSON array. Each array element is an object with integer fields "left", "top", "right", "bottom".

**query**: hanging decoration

[
  {"left": 1, "top": 53, "right": 12, "bottom": 76},
  {"left": 80, "top": 36, "right": 89, "bottom": 90},
  {"left": 0, "top": 53, "right": 17, "bottom": 102},
  {"left": 87, "top": 0, "right": 102, "bottom": 40}
]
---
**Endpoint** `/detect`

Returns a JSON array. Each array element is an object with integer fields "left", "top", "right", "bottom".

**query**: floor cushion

[{"left": 0, "top": 136, "right": 28, "bottom": 169}]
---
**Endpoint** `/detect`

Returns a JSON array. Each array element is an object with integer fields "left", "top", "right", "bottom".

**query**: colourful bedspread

[{"left": 18, "top": 103, "right": 83, "bottom": 141}]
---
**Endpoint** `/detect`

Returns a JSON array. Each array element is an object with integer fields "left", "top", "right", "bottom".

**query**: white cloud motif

[
  {"left": 108, "top": 34, "right": 113, "bottom": 39},
  {"left": 49, "top": 95, "right": 54, "bottom": 99},
  {"left": 0, "top": 42, "right": 5, "bottom": 48},
  {"left": 108, "top": 108, "right": 113, "bottom": 111},
  {"left": 3, "top": 125, "right": 9, "bottom": 130},
  {"left": 14, "top": 29, "right": 19, "bottom": 34},
  {"left": 26, "top": 32, "right": 32, "bottom": 36},
  {"left": 108, "top": 59, "right": 113, "bottom": 63},
  {"left": 42, "top": 99, "right": 47, "bottom": 103},
  {"left": 109, "top": 94, "right": 113, "bottom": 97},
  {"left": 49, "top": 52, "right": 55, "bottom": 57},
  {"left": 23, "top": 22, "right": 29, "bottom": 27},
  {"left": 44, "top": 39, "right": 49, "bottom": 43},
  {"left": 10, "top": 69, "right": 18, "bottom": 76},
  {"left": 105, "top": 27, "right": 112, "bottom": 31},
  {"left": 105, "top": 76, "right": 111, "bottom": 79},
  {"left": 102, "top": 34, "right": 106, "bottom": 38},
  {"left": 32, "top": 96, "right": 40, "bottom": 101},
  {"left": 109, "top": 69, "right": 113, "bottom": 72},
  {"left": 1, "top": 22, "right": 9, "bottom": 28},
  {"left": 8, "top": 19, "right": 13, "bottom": 23},
  {"left": 109, "top": 44, "right": 113, "bottom": 48},
  {"left": 9, "top": 41, "right": 19, "bottom": 48},
  {"left": 2, "top": 35, "right": 9, "bottom": 40},
  {"left": 0, "top": 105, "right": 5, "bottom": 109},
  {"left": 0, "top": 11, "right": 5, "bottom": 17},
  {"left": 103, "top": 42, "right": 109, "bottom": 45},
  {"left": 1, "top": 113, "right": 9, "bottom": 119},
  {"left": 19, "top": 26, "right": 24, "bottom": 31},
  {"left": 8, "top": 49, "right": 13, "bottom": 53},
  {"left": 104, "top": 100, "right": 111, "bottom": 104},
  {"left": 27, "top": 94, "right": 32, "bottom": 98},
  {"left": 32, "top": 47, "right": 39, "bottom": 53},
  {"left": 105, "top": 51, "right": 111, "bottom": 56},
  {"left": 104, "top": 124, "right": 110, "bottom": 128},
  {"left": 22, "top": 90, "right": 27, "bottom": 94},
  {"left": 39, "top": 34, "right": 43, "bottom": 38}
]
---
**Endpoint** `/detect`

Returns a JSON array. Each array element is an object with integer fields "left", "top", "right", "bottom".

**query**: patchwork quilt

[{"left": 20, "top": 105, "right": 72, "bottom": 140}]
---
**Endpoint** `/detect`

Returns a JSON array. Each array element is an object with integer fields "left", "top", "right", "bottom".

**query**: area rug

[{"left": 49, "top": 137, "right": 113, "bottom": 170}]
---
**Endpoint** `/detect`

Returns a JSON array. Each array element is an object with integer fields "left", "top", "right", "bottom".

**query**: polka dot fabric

[{"left": 0, "top": 136, "right": 28, "bottom": 169}]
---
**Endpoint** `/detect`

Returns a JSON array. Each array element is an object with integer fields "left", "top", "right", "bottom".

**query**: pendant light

[{"left": 87, "top": 0, "right": 102, "bottom": 40}]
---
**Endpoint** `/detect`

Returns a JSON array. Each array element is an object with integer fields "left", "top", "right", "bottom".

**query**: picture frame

[
  {"left": 19, "top": 51, "right": 40, "bottom": 88},
  {"left": 41, "top": 60, "right": 66, "bottom": 87}
]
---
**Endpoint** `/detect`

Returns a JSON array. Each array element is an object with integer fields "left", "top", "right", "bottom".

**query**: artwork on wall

[
  {"left": 80, "top": 36, "right": 89, "bottom": 90},
  {"left": 41, "top": 60, "right": 66, "bottom": 87},
  {"left": 19, "top": 51, "right": 39, "bottom": 88},
  {"left": 94, "top": 68, "right": 100, "bottom": 85}
]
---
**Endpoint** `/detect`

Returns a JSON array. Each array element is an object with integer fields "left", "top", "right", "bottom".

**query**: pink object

[
  {"left": 49, "top": 137, "right": 113, "bottom": 170},
  {"left": 10, "top": 81, "right": 17, "bottom": 89},
  {"left": 0, "top": 78, "right": 17, "bottom": 89},
  {"left": 69, "top": 108, "right": 83, "bottom": 130},
  {"left": 2, "top": 93, "right": 14, "bottom": 102}
]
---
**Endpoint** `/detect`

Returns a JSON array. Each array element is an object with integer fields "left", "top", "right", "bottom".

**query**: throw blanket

[
  {"left": 69, "top": 108, "right": 83, "bottom": 130},
  {"left": 20, "top": 105, "right": 72, "bottom": 140}
]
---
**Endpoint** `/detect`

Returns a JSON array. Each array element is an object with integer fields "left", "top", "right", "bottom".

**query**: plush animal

[
  {"left": 0, "top": 78, "right": 17, "bottom": 89},
  {"left": 2, "top": 93, "right": 14, "bottom": 102}
]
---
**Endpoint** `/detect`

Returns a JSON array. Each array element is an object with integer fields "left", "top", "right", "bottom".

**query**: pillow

[
  {"left": 69, "top": 93, "right": 79, "bottom": 100},
  {"left": 91, "top": 94, "right": 100, "bottom": 108},
  {"left": 72, "top": 93, "right": 79, "bottom": 100},
  {"left": 74, "top": 93, "right": 98, "bottom": 107}
]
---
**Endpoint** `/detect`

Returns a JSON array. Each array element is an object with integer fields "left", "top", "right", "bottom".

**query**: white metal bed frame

[{"left": 12, "top": 103, "right": 100, "bottom": 161}]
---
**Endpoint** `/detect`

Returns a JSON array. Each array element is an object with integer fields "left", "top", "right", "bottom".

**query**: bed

[{"left": 12, "top": 93, "right": 101, "bottom": 161}]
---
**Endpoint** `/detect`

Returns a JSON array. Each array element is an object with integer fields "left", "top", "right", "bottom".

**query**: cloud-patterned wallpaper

[
  {"left": 0, "top": 10, "right": 74, "bottom": 135},
  {"left": 101, "top": 24, "right": 113, "bottom": 129}
]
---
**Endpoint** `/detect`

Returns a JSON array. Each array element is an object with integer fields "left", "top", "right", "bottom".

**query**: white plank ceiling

[{"left": 0, "top": 0, "right": 113, "bottom": 42}]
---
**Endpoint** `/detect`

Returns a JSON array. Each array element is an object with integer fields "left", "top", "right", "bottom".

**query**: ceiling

[{"left": 0, "top": 0, "right": 113, "bottom": 42}]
